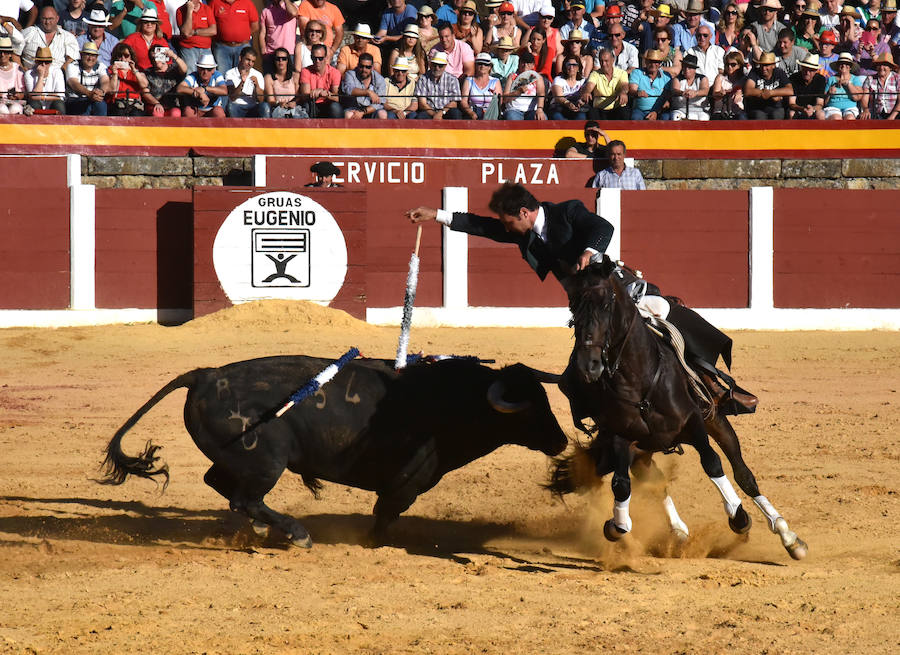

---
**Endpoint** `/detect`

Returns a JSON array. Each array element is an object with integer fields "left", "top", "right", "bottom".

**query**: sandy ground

[{"left": 0, "top": 301, "right": 898, "bottom": 655}]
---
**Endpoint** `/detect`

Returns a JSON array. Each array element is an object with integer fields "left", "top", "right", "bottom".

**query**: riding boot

[{"left": 698, "top": 370, "right": 759, "bottom": 416}]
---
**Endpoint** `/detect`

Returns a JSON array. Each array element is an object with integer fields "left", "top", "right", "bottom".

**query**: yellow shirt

[
  {"left": 384, "top": 78, "right": 416, "bottom": 112},
  {"left": 588, "top": 68, "right": 628, "bottom": 108}
]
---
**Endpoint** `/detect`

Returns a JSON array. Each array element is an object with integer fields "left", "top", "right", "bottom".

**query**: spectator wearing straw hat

[
  {"left": 881, "top": 0, "right": 900, "bottom": 45},
  {"left": 743, "top": 50, "right": 792, "bottom": 118},
  {"left": 823, "top": 51, "right": 864, "bottom": 119},
  {"left": 209, "top": 0, "right": 260, "bottom": 73},
  {"left": 384, "top": 55, "right": 418, "bottom": 118},
  {"left": 77, "top": 7, "right": 118, "bottom": 68},
  {"left": 24, "top": 45, "right": 65, "bottom": 112},
  {"left": 789, "top": 1, "right": 820, "bottom": 53},
  {"left": 337, "top": 23, "right": 382, "bottom": 74},
  {"left": 490, "top": 34, "right": 518, "bottom": 84},
  {"left": 461, "top": 51, "right": 501, "bottom": 118},
  {"left": 176, "top": 0, "right": 216, "bottom": 74},
  {"left": 857, "top": 17, "right": 891, "bottom": 76},
  {"left": 65, "top": 39, "right": 108, "bottom": 114},
  {"left": 787, "top": 51, "right": 825, "bottom": 118},
  {"left": 414, "top": 49, "right": 463, "bottom": 118},
  {"left": 862, "top": 51, "right": 900, "bottom": 119},
  {"left": 387, "top": 24, "right": 423, "bottom": 79},
  {"left": 629, "top": 47, "right": 671, "bottom": 119},
  {"left": 19, "top": 5, "right": 78, "bottom": 70},
  {"left": 0, "top": 36, "right": 25, "bottom": 115},
  {"left": 176, "top": 50, "right": 226, "bottom": 115},
  {"left": 375, "top": 0, "right": 417, "bottom": 46},
  {"left": 430, "top": 19, "right": 474, "bottom": 78},
  {"left": 415, "top": 4, "right": 438, "bottom": 51},
  {"left": 122, "top": 6, "right": 170, "bottom": 70},
  {"left": 453, "top": 0, "right": 483, "bottom": 56},
  {"left": 671, "top": 0, "right": 708, "bottom": 53}
]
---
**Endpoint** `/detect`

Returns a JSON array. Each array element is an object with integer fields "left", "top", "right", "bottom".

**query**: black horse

[{"left": 552, "top": 259, "right": 807, "bottom": 560}]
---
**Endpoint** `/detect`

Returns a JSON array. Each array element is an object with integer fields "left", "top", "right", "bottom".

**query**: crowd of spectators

[{"left": 1, "top": 0, "right": 898, "bottom": 119}]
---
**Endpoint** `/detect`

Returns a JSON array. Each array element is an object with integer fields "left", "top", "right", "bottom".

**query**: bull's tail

[
  {"left": 100, "top": 371, "right": 201, "bottom": 491},
  {"left": 545, "top": 441, "right": 607, "bottom": 498}
]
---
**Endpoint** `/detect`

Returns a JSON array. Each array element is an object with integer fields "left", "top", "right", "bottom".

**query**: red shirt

[
  {"left": 177, "top": 1, "right": 216, "bottom": 50},
  {"left": 122, "top": 32, "right": 171, "bottom": 70},
  {"left": 108, "top": 66, "right": 142, "bottom": 100},
  {"left": 210, "top": 0, "right": 259, "bottom": 44},
  {"left": 299, "top": 64, "right": 340, "bottom": 103},
  {"left": 148, "top": 0, "right": 173, "bottom": 40}
]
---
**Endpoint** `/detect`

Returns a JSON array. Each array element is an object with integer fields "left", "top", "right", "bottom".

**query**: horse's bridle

[{"left": 578, "top": 283, "right": 664, "bottom": 421}]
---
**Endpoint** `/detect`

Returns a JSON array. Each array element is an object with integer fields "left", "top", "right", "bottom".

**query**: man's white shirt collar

[{"left": 532, "top": 206, "right": 547, "bottom": 242}]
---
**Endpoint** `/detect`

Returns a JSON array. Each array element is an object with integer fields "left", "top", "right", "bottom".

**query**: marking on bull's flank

[
  {"left": 228, "top": 409, "right": 253, "bottom": 433},
  {"left": 241, "top": 432, "right": 258, "bottom": 451},
  {"left": 216, "top": 378, "right": 230, "bottom": 399},
  {"left": 315, "top": 390, "right": 326, "bottom": 409},
  {"left": 344, "top": 372, "right": 361, "bottom": 404}
]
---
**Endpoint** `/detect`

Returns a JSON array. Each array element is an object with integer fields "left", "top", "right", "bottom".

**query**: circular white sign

[{"left": 213, "top": 191, "right": 348, "bottom": 304}]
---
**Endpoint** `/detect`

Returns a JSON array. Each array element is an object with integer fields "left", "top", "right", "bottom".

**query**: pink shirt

[
  {"left": 261, "top": 2, "right": 297, "bottom": 55},
  {"left": 430, "top": 38, "right": 473, "bottom": 78},
  {"left": 0, "top": 63, "right": 25, "bottom": 94},
  {"left": 299, "top": 64, "right": 340, "bottom": 102}
]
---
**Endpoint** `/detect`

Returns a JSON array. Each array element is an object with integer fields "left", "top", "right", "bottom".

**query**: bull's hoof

[
  {"left": 250, "top": 519, "right": 270, "bottom": 538},
  {"left": 786, "top": 537, "right": 808, "bottom": 560},
  {"left": 672, "top": 527, "right": 689, "bottom": 543},
  {"left": 728, "top": 506, "right": 752, "bottom": 534},
  {"left": 289, "top": 533, "right": 313, "bottom": 549},
  {"left": 603, "top": 519, "right": 628, "bottom": 542}
]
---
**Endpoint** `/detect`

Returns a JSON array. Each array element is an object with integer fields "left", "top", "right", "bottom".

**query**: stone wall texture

[{"left": 80, "top": 155, "right": 900, "bottom": 190}]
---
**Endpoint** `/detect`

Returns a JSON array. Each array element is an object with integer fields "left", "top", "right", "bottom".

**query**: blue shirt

[
  {"left": 184, "top": 70, "right": 227, "bottom": 109},
  {"left": 77, "top": 33, "right": 120, "bottom": 69},
  {"left": 629, "top": 68, "right": 671, "bottom": 112},
  {"left": 379, "top": 5, "right": 418, "bottom": 35},
  {"left": 436, "top": 3, "right": 458, "bottom": 24},
  {"left": 591, "top": 166, "right": 646, "bottom": 190},
  {"left": 825, "top": 74, "right": 864, "bottom": 111}
]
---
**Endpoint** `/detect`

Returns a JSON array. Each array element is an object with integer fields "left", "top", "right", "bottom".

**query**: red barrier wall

[
  {"left": 192, "top": 187, "right": 368, "bottom": 318},
  {"left": 0, "top": 156, "right": 70, "bottom": 309},
  {"left": 773, "top": 189, "right": 900, "bottom": 308},
  {"left": 621, "top": 191, "right": 750, "bottom": 308},
  {"left": 95, "top": 189, "right": 193, "bottom": 309}
]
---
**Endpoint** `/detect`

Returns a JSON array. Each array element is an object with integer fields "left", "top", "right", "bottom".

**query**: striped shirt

[{"left": 414, "top": 70, "right": 461, "bottom": 110}]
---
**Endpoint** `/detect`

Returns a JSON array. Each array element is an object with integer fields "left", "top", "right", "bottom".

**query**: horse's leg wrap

[
  {"left": 753, "top": 495, "right": 807, "bottom": 559},
  {"left": 613, "top": 494, "right": 632, "bottom": 533},
  {"left": 710, "top": 475, "right": 742, "bottom": 518},
  {"left": 663, "top": 495, "right": 689, "bottom": 538}
]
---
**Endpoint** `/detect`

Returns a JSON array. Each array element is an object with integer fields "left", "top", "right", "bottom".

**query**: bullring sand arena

[{"left": 1, "top": 300, "right": 898, "bottom": 654}]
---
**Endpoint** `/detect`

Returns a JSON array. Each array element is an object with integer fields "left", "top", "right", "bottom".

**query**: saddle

[{"left": 613, "top": 261, "right": 758, "bottom": 417}]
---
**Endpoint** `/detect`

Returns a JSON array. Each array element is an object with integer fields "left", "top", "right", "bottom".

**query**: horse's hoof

[
  {"left": 603, "top": 519, "right": 628, "bottom": 542},
  {"left": 672, "top": 527, "right": 689, "bottom": 543},
  {"left": 728, "top": 506, "right": 752, "bottom": 534},
  {"left": 786, "top": 537, "right": 808, "bottom": 560},
  {"left": 250, "top": 519, "right": 270, "bottom": 538},
  {"left": 289, "top": 533, "right": 313, "bottom": 549}
]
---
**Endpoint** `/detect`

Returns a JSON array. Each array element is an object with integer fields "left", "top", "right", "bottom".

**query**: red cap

[
  {"left": 605, "top": 4, "right": 622, "bottom": 17},
  {"left": 499, "top": 1, "right": 515, "bottom": 11},
  {"left": 820, "top": 30, "right": 837, "bottom": 44}
]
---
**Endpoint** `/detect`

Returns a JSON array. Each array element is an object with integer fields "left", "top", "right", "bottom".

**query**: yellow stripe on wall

[{"left": 2, "top": 123, "right": 898, "bottom": 154}]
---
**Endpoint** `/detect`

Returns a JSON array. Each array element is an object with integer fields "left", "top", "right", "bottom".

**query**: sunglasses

[
  {"left": 311, "top": 55, "right": 326, "bottom": 61},
  {"left": 698, "top": 32, "right": 710, "bottom": 37},
  {"left": 726, "top": 61, "right": 739, "bottom": 67},
  {"left": 656, "top": 35, "right": 669, "bottom": 40},
  {"left": 725, "top": 9, "right": 738, "bottom": 14},
  {"left": 274, "top": 56, "right": 288, "bottom": 60},
  {"left": 500, "top": 11, "right": 514, "bottom": 15},
  {"left": 358, "top": 64, "right": 372, "bottom": 69},
  {"left": 611, "top": 33, "right": 624, "bottom": 37},
  {"left": 432, "top": 62, "right": 446, "bottom": 67},
  {"left": 761, "top": 7, "right": 775, "bottom": 12},
  {"left": 461, "top": 9, "right": 475, "bottom": 15}
]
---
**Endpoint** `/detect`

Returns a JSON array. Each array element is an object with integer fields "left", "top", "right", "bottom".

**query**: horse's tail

[
  {"left": 99, "top": 371, "right": 202, "bottom": 491},
  {"left": 545, "top": 440, "right": 607, "bottom": 498}
]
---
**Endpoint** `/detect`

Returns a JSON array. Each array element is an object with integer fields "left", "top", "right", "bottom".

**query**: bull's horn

[{"left": 487, "top": 380, "right": 531, "bottom": 414}]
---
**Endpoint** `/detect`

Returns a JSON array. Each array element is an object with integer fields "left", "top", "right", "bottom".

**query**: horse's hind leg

[
  {"left": 707, "top": 416, "right": 808, "bottom": 560},
  {"left": 686, "top": 413, "right": 754, "bottom": 535},
  {"left": 631, "top": 452, "right": 689, "bottom": 541}
]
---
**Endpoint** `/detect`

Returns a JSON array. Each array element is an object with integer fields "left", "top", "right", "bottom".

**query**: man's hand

[
  {"left": 576, "top": 249, "right": 594, "bottom": 271},
  {"left": 405, "top": 207, "right": 438, "bottom": 224}
]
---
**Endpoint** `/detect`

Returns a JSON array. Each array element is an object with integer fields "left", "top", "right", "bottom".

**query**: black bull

[{"left": 101, "top": 356, "right": 568, "bottom": 547}]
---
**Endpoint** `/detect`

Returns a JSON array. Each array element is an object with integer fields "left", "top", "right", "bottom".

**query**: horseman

[{"left": 405, "top": 182, "right": 757, "bottom": 416}]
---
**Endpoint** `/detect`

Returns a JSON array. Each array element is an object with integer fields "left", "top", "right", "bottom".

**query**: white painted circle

[{"left": 213, "top": 191, "right": 348, "bottom": 304}]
